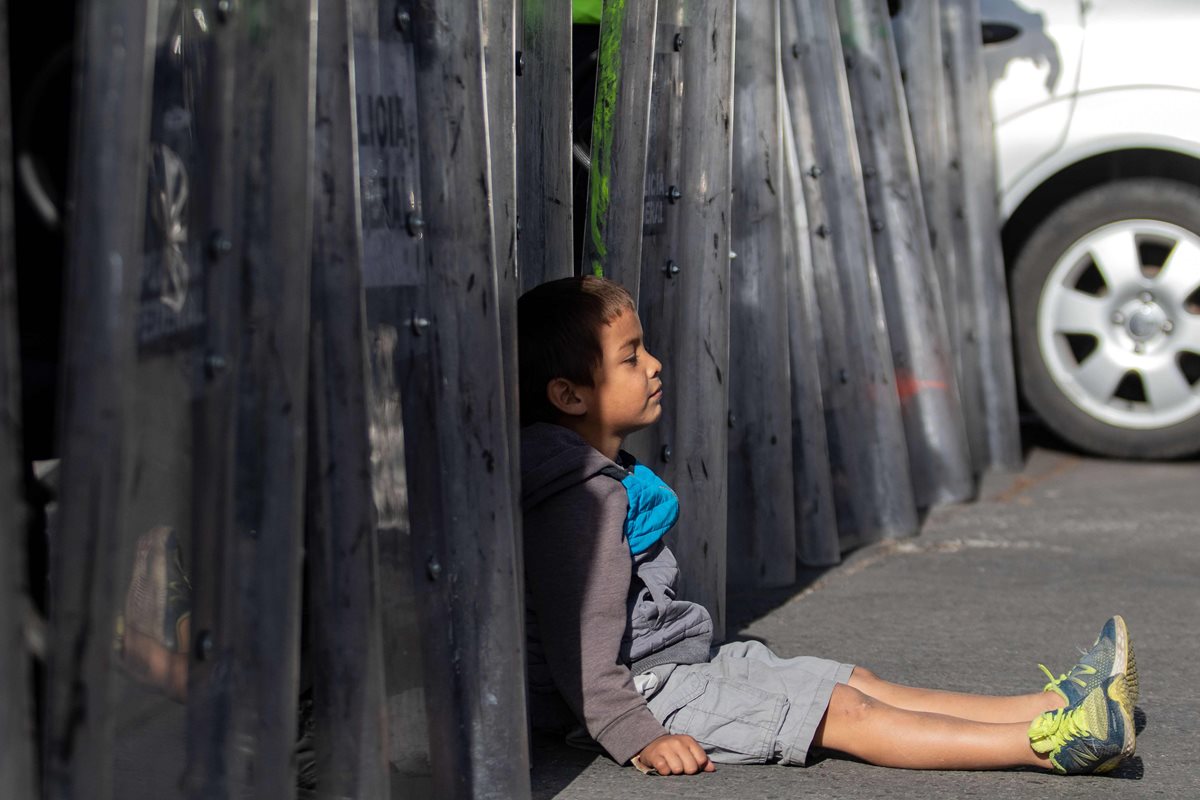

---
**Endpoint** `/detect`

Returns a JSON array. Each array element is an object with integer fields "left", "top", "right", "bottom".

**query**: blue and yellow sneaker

[
  {"left": 1028, "top": 673, "right": 1136, "bottom": 775},
  {"left": 1039, "top": 615, "right": 1138, "bottom": 716}
]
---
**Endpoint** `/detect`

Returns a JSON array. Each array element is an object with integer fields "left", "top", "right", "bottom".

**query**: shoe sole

[
  {"left": 1095, "top": 674, "right": 1136, "bottom": 774},
  {"left": 1110, "top": 615, "right": 1139, "bottom": 710}
]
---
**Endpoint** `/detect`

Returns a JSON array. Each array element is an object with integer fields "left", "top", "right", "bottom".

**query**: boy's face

[{"left": 581, "top": 308, "right": 664, "bottom": 443}]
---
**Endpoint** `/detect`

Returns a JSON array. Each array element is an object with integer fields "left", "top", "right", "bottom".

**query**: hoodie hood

[{"left": 521, "top": 423, "right": 619, "bottom": 510}]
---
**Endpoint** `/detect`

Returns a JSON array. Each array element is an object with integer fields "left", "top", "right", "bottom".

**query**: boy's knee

[
  {"left": 848, "top": 665, "right": 878, "bottom": 685},
  {"left": 814, "top": 684, "right": 881, "bottom": 750},
  {"left": 827, "top": 683, "right": 879, "bottom": 724}
]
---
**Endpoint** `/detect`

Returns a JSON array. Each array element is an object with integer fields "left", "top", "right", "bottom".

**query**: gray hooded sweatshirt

[{"left": 521, "top": 423, "right": 713, "bottom": 765}]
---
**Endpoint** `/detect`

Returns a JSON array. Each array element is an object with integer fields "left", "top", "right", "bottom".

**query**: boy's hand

[{"left": 634, "top": 734, "right": 715, "bottom": 775}]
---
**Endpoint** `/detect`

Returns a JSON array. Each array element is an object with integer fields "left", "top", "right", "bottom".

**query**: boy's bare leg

[
  {"left": 848, "top": 666, "right": 1065, "bottom": 723},
  {"left": 814, "top": 684, "right": 1051, "bottom": 770}
]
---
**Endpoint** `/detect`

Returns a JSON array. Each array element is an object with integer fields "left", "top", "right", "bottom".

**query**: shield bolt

[
  {"left": 195, "top": 631, "right": 214, "bottom": 661},
  {"left": 406, "top": 212, "right": 425, "bottom": 238},
  {"left": 207, "top": 231, "right": 232, "bottom": 260},
  {"left": 204, "top": 353, "right": 228, "bottom": 378}
]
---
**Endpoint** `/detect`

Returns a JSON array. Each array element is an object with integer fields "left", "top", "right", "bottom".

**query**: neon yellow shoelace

[
  {"left": 1038, "top": 662, "right": 1096, "bottom": 698},
  {"left": 1029, "top": 705, "right": 1090, "bottom": 753}
]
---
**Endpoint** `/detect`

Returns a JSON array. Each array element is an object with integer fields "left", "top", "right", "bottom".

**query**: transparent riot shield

[
  {"left": 516, "top": 0, "right": 574, "bottom": 291},
  {"left": 834, "top": 0, "right": 973, "bottom": 510},
  {"left": 941, "top": 0, "right": 1022, "bottom": 472},
  {"left": 103, "top": 5, "right": 209, "bottom": 795},
  {"left": 354, "top": 2, "right": 530, "bottom": 797},
  {"left": 780, "top": 90, "right": 841, "bottom": 569},
  {"left": 348, "top": 2, "right": 432, "bottom": 794},
  {"left": 182, "top": 0, "right": 317, "bottom": 795},
  {"left": 780, "top": 0, "right": 865, "bottom": 559},
  {"left": 623, "top": 0, "right": 735, "bottom": 638},
  {"left": 581, "top": 0, "right": 657, "bottom": 295},
  {"left": 727, "top": 0, "right": 797, "bottom": 588},
  {"left": 44, "top": 0, "right": 158, "bottom": 796},
  {"left": 408, "top": 1, "right": 529, "bottom": 792},
  {"left": 307, "top": 0, "right": 389, "bottom": 796},
  {"left": 485, "top": 0, "right": 519, "bottom": 314},
  {"left": 786, "top": 0, "right": 917, "bottom": 549},
  {"left": 482, "top": 0, "right": 523, "bottom": 628},
  {"left": 624, "top": 0, "right": 683, "bottom": 467},
  {"left": 0, "top": 0, "right": 36, "bottom": 794},
  {"left": 891, "top": 1, "right": 973, "bottom": 464}
]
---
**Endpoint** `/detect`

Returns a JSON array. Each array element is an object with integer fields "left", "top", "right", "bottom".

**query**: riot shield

[
  {"left": 780, "top": 0, "right": 863, "bottom": 558},
  {"left": 727, "top": 0, "right": 797, "bottom": 588},
  {"left": 483, "top": 0, "right": 523, "bottom": 634},
  {"left": 44, "top": 0, "right": 158, "bottom": 796},
  {"left": 786, "top": 0, "right": 917, "bottom": 548},
  {"left": 107, "top": 5, "right": 210, "bottom": 796},
  {"left": 0, "top": 0, "right": 36, "bottom": 793},
  {"left": 164, "top": 0, "right": 318, "bottom": 795},
  {"left": 892, "top": 0, "right": 986, "bottom": 472},
  {"left": 834, "top": 0, "right": 973, "bottom": 510},
  {"left": 348, "top": 1, "right": 432, "bottom": 793},
  {"left": 625, "top": 0, "right": 683, "bottom": 468},
  {"left": 891, "top": 1, "right": 965, "bottom": 433},
  {"left": 409, "top": 3, "right": 529, "bottom": 792},
  {"left": 634, "top": 0, "right": 735, "bottom": 637},
  {"left": 941, "top": 0, "right": 1022, "bottom": 472},
  {"left": 516, "top": 0, "right": 574, "bottom": 290},
  {"left": 581, "top": 0, "right": 657, "bottom": 297},
  {"left": 781, "top": 89, "right": 840, "bottom": 568},
  {"left": 356, "top": 1, "right": 531, "bottom": 797},
  {"left": 307, "top": 0, "right": 389, "bottom": 795}
]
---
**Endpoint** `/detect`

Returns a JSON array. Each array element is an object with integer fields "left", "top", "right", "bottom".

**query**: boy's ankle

[{"left": 1041, "top": 690, "right": 1068, "bottom": 711}]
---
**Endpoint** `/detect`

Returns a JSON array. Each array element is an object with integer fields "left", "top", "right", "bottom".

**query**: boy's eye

[{"left": 625, "top": 354, "right": 639, "bottom": 365}]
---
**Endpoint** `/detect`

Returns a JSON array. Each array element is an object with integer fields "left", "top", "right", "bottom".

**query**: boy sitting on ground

[{"left": 518, "top": 275, "right": 1138, "bottom": 776}]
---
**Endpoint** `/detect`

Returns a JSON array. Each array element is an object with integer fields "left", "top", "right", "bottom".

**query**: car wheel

[{"left": 1011, "top": 178, "right": 1200, "bottom": 459}]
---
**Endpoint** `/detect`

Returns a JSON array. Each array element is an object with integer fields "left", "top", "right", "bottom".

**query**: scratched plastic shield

[
  {"left": 350, "top": 0, "right": 433, "bottom": 791},
  {"left": 108, "top": 3, "right": 209, "bottom": 795}
]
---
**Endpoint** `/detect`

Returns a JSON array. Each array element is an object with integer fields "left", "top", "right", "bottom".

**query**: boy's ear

[{"left": 546, "top": 377, "right": 588, "bottom": 417}]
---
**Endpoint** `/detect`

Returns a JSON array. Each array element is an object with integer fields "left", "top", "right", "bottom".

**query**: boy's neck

[{"left": 555, "top": 416, "right": 622, "bottom": 462}]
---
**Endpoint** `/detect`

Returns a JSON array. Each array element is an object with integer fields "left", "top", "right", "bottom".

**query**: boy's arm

[{"left": 525, "top": 479, "right": 669, "bottom": 765}]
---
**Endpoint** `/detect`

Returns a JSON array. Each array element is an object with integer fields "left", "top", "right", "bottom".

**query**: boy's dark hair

[{"left": 517, "top": 276, "right": 636, "bottom": 427}]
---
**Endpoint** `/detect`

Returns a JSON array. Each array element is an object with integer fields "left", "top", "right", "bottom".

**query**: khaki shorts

[{"left": 645, "top": 640, "right": 854, "bottom": 765}]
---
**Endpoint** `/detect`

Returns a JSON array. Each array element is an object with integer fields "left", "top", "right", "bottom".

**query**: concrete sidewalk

[{"left": 531, "top": 440, "right": 1200, "bottom": 799}]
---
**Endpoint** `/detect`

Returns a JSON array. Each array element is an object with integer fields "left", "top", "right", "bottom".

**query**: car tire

[{"left": 1011, "top": 178, "right": 1200, "bottom": 459}]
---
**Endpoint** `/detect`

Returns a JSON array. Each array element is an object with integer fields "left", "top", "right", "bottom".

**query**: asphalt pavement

[{"left": 531, "top": 430, "right": 1200, "bottom": 799}]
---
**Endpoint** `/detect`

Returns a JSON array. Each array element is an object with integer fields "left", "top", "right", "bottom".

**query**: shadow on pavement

[
  {"left": 1110, "top": 755, "right": 1145, "bottom": 780},
  {"left": 531, "top": 731, "right": 603, "bottom": 800},
  {"left": 726, "top": 563, "right": 834, "bottom": 637}
]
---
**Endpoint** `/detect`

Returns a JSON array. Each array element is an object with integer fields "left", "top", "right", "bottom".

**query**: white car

[{"left": 983, "top": 0, "right": 1200, "bottom": 458}]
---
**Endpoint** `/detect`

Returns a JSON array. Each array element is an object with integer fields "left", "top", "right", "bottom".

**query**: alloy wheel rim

[{"left": 1037, "top": 219, "right": 1200, "bottom": 430}]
